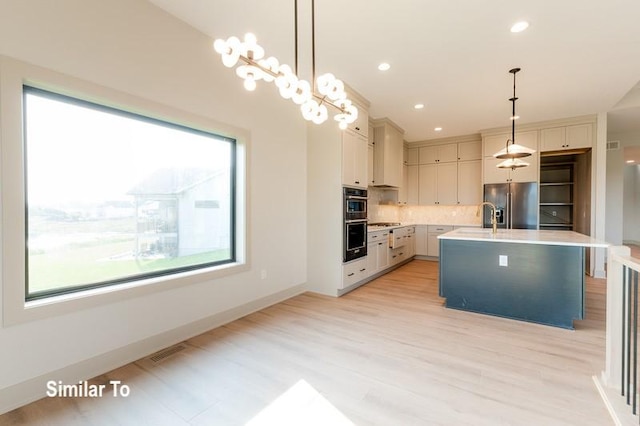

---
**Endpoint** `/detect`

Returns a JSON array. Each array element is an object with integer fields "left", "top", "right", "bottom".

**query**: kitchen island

[{"left": 438, "top": 228, "right": 609, "bottom": 329}]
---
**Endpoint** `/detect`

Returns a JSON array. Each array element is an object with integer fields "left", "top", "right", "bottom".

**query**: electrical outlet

[
  {"left": 499, "top": 255, "right": 508, "bottom": 267},
  {"left": 260, "top": 269, "right": 267, "bottom": 280}
]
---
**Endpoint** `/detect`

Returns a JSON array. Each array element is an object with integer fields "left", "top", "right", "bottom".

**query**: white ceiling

[{"left": 148, "top": 0, "right": 640, "bottom": 142}]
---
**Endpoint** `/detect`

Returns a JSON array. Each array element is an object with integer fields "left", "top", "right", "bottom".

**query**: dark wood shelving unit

[{"left": 539, "top": 163, "right": 574, "bottom": 231}]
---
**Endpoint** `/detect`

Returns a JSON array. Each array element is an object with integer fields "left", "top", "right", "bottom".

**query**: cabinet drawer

[
  {"left": 427, "top": 225, "right": 453, "bottom": 233},
  {"left": 343, "top": 258, "right": 367, "bottom": 288},
  {"left": 367, "top": 230, "right": 388, "bottom": 243}
]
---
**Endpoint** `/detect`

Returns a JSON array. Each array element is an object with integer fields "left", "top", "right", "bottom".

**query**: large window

[{"left": 23, "top": 86, "right": 236, "bottom": 300}]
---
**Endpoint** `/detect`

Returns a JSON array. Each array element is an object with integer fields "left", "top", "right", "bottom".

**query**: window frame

[
  {"left": 23, "top": 86, "right": 238, "bottom": 301},
  {"left": 0, "top": 56, "right": 249, "bottom": 326}
]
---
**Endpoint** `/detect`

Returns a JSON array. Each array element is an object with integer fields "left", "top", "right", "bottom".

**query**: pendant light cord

[
  {"left": 294, "top": 0, "right": 298, "bottom": 75},
  {"left": 510, "top": 68, "right": 519, "bottom": 145},
  {"left": 311, "top": 0, "right": 316, "bottom": 88}
]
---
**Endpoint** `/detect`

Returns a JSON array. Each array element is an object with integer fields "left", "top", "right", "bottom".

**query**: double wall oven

[{"left": 343, "top": 187, "right": 367, "bottom": 262}]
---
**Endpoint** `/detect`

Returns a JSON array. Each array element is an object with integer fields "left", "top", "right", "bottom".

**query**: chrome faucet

[{"left": 476, "top": 201, "right": 498, "bottom": 235}]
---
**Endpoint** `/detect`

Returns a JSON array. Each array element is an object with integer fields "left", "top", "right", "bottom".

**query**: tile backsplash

[{"left": 368, "top": 187, "right": 482, "bottom": 226}]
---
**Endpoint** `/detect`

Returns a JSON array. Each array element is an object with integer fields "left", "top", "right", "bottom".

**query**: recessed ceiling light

[
  {"left": 378, "top": 62, "right": 391, "bottom": 71},
  {"left": 434, "top": 127, "right": 442, "bottom": 132},
  {"left": 627, "top": 160, "right": 636, "bottom": 164},
  {"left": 511, "top": 21, "right": 529, "bottom": 33},
  {"left": 414, "top": 103, "right": 424, "bottom": 109}
]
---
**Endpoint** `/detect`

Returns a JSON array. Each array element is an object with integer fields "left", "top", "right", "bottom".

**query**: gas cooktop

[{"left": 368, "top": 222, "right": 402, "bottom": 229}]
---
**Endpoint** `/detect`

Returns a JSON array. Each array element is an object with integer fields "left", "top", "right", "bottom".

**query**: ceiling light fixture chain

[
  {"left": 493, "top": 67, "right": 536, "bottom": 170},
  {"left": 212, "top": 0, "right": 358, "bottom": 129}
]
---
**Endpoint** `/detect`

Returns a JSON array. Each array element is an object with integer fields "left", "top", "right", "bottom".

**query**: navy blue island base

[{"left": 439, "top": 237, "right": 587, "bottom": 329}]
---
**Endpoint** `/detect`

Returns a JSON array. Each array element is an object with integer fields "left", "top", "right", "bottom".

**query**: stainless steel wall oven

[{"left": 343, "top": 187, "right": 367, "bottom": 262}]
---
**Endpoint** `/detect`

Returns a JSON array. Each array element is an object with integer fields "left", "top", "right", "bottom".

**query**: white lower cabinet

[
  {"left": 416, "top": 224, "right": 454, "bottom": 258},
  {"left": 342, "top": 258, "right": 368, "bottom": 289},
  {"left": 427, "top": 225, "right": 453, "bottom": 257},
  {"left": 415, "top": 225, "right": 428, "bottom": 255},
  {"left": 366, "top": 229, "right": 389, "bottom": 277}
]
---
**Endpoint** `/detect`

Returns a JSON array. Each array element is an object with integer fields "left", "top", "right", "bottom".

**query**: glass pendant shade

[
  {"left": 496, "top": 158, "right": 530, "bottom": 169},
  {"left": 493, "top": 142, "right": 536, "bottom": 159}
]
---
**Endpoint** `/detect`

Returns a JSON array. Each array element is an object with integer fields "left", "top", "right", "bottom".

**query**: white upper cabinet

[
  {"left": 419, "top": 144, "right": 458, "bottom": 164},
  {"left": 540, "top": 123, "right": 593, "bottom": 151},
  {"left": 406, "top": 147, "right": 419, "bottom": 165},
  {"left": 348, "top": 101, "right": 369, "bottom": 138},
  {"left": 457, "top": 140, "right": 482, "bottom": 161},
  {"left": 342, "top": 130, "right": 368, "bottom": 188},
  {"left": 372, "top": 119, "right": 404, "bottom": 187},
  {"left": 457, "top": 160, "right": 482, "bottom": 205}
]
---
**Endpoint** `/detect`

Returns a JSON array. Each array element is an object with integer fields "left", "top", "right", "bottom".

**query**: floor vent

[
  {"left": 148, "top": 343, "right": 188, "bottom": 364},
  {"left": 607, "top": 140, "right": 621, "bottom": 150}
]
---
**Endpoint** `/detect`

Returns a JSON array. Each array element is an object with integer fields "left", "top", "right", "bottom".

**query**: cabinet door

[
  {"left": 398, "top": 165, "right": 408, "bottom": 205},
  {"left": 368, "top": 143, "right": 375, "bottom": 186},
  {"left": 418, "top": 164, "right": 437, "bottom": 204},
  {"left": 414, "top": 225, "right": 428, "bottom": 255},
  {"left": 566, "top": 124, "right": 592, "bottom": 149},
  {"left": 458, "top": 140, "right": 482, "bottom": 161},
  {"left": 483, "top": 134, "right": 509, "bottom": 157},
  {"left": 342, "top": 132, "right": 355, "bottom": 186},
  {"left": 366, "top": 246, "right": 377, "bottom": 276},
  {"left": 457, "top": 160, "right": 482, "bottom": 205},
  {"left": 407, "top": 165, "right": 419, "bottom": 205},
  {"left": 510, "top": 153, "right": 538, "bottom": 183},
  {"left": 342, "top": 131, "right": 367, "bottom": 188},
  {"left": 427, "top": 233, "right": 440, "bottom": 257},
  {"left": 438, "top": 144, "right": 458, "bottom": 163},
  {"left": 419, "top": 145, "right": 438, "bottom": 164},
  {"left": 406, "top": 147, "right": 419, "bottom": 165},
  {"left": 354, "top": 133, "right": 368, "bottom": 187},
  {"left": 483, "top": 157, "right": 512, "bottom": 183},
  {"left": 436, "top": 162, "right": 458, "bottom": 205},
  {"left": 540, "top": 127, "right": 565, "bottom": 151},
  {"left": 376, "top": 241, "right": 389, "bottom": 270},
  {"left": 348, "top": 101, "right": 368, "bottom": 137}
]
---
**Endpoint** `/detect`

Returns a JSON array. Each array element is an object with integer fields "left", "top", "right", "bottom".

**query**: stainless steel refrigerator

[{"left": 483, "top": 182, "right": 538, "bottom": 229}]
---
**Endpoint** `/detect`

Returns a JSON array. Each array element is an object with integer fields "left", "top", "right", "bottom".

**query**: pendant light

[
  {"left": 212, "top": 0, "right": 357, "bottom": 130},
  {"left": 494, "top": 68, "right": 535, "bottom": 169}
]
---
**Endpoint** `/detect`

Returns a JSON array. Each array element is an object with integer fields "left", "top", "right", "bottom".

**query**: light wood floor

[{"left": 0, "top": 260, "right": 612, "bottom": 425}]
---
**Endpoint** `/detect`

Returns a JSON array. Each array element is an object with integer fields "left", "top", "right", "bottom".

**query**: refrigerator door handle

[{"left": 507, "top": 191, "right": 512, "bottom": 229}]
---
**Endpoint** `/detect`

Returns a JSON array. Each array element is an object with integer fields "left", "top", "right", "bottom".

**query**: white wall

[
  {"left": 606, "top": 131, "right": 640, "bottom": 245},
  {"left": 606, "top": 142, "right": 625, "bottom": 245},
  {"left": 623, "top": 165, "right": 640, "bottom": 244},
  {"left": 0, "top": 0, "right": 307, "bottom": 412}
]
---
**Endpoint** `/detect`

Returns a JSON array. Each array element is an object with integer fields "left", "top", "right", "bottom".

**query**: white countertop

[
  {"left": 438, "top": 228, "right": 609, "bottom": 248},
  {"left": 367, "top": 223, "right": 481, "bottom": 232}
]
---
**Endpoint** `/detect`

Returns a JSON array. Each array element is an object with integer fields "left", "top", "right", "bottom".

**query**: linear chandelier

[
  {"left": 494, "top": 67, "right": 536, "bottom": 169},
  {"left": 212, "top": 0, "right": 358, "bottom": 130}
]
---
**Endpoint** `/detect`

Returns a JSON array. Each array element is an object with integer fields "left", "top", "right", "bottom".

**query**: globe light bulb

[
  {"left": 291, "top": 80, "right": 312, "bottom": 105},
  {"left": 242, "top": 33, "right": 264, "bottom": 60},
  {"left": 243, "top": 77, "right": 257, "bottom": 91}
]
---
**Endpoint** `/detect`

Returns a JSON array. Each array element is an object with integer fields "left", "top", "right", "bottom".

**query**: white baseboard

[
  {"left": 594, "top": 374, "right": 638, "bottom": 426},
  {"left": 0, "top": 283, "right": 306, "bottom": 415}
]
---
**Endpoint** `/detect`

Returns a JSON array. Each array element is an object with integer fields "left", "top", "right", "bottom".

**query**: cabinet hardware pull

[
  {"left": 360, "top": 268, "right": 366, "bottom": 272},
  {"left": 348, "top": 273, "right": 355, "bottom": 277}
]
